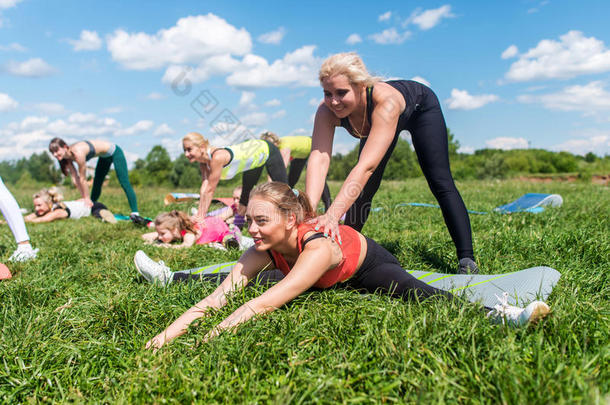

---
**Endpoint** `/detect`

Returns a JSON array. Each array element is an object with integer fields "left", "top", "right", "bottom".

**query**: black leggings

[
  {"left": 344, "top": 85, "right": 474, "bottom": 260},
  {"left": 239, "top": 140, "right": 288, "bottom": 206},
  {"left": 289, "top": 158, "right": 331, "bottom": 211},
  {"left": 341, "top": 237, "right": 454, "bottom": 301}
]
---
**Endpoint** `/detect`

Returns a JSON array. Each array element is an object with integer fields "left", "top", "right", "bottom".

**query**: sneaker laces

[{"left": 487, "top": 292, "right": 523, "bottom": 323}]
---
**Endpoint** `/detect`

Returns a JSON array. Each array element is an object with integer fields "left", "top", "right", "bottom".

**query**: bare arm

[
  {"left": 202, "top": 237, "right": 341, "bottom": 343},
  {"left": 306, "top": 104, "right": 337, "bottom": 209},
  {"left": 67, "top": 155, "right": 91, "bottom": 205},
  {"left": 280, "top": 148, "right": 291, "bottom": 168},
  {"left": 194, "top": 154, "right": 226, "bottom": 222},
  {"left": 146, "top": 247, "right": 273, "bottom": 350},
  {"left": 25, "top": 209, "right": 68, "bottom": 223}
]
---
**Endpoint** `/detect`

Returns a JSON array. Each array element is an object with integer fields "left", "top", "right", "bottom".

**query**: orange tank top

[{"left": 269, "top": 223, "right": 362, "bottom": 288}]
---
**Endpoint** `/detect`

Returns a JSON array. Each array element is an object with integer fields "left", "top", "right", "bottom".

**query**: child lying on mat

[{"left": 142, "top": 210, "right": 246, "bottom": 250}]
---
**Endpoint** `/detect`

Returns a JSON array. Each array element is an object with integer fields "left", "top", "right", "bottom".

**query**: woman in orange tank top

[{"left": 144, "top": 182, "right": 550, "bottom": 351}]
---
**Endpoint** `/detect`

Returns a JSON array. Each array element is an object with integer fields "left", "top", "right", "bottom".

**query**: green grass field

[{"left": 1, "top": 179, "right": 608, "bottom": 403}]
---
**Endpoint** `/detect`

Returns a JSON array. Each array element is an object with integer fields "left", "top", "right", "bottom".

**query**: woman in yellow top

[
  {"left": 260, "top": 132, "right": 331, "bottom": 210},
  {"left": 183, "top": 132, "right": 288, "bottom": 222}
]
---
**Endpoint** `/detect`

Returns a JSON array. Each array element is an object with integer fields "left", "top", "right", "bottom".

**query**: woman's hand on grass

[{"left": 146, "top": 333, "right": 166, "bottom": 353}]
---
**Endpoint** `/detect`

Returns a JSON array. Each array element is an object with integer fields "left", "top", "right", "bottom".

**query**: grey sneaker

[
  {"left": 487, "top": 292, "right": 550, "bottom": 327},
  {"left": 134, "top": 250, "right": 172, "bottom": 286},
  {"left": 458, "top": 258, "right": 479, "bottom": 274},
  {"left": 9, "top": 246, "right": 39, "bottom": 262}
]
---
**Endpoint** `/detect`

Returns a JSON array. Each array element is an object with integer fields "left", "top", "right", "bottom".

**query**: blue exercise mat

[
  {"left": 493, "top": 193, "right": 563, "bottom": 213},
  {"left": 374, "top": 193, "right": 563, "bottom": 215}
]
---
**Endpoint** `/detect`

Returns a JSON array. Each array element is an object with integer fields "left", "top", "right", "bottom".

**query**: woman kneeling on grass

[
  {"left": 25, "top": 187, "right": 116, "bottom": 223},
  {"left": 141, "top": 210, "right": 245, "bottom": 250},
  {"left": 145, "top": 182, "right": 550, "bottom": 351}
]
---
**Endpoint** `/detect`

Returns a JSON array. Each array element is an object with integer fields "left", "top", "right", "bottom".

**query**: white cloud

[
  {"left": 378, "top": 11, "right": 392, "bottom": 22},
  {"left": 501, "top": 45, "right": 518, "bottom": 59},
  {"left": 410, "top": 76, "right": 430, "bottom": 87},
  {"left": 445, "top": 89, "right": 498, "bottom": 110},
  {"left": 265, "top": 98, "right": 281, "bottom": 107},
  {"left": 369, "top": 28, "right": 411, "bottom": 45},
  {"left": 406, "top": 5, "right": 454, "bottom": 30},
  {"left": 517, "top": 81, "right": 610, "bottom": 113},
  {"left": 346, "top": 33, "right": 362, "bottom": 45},
  {"left": 3, "top": 58, "right": 56, "bottom": 77},
  {"left": 147, "top": 92, "right": 165, "bottom": 100},
  {"left": 257, "top": 27, "right": 285, "bottom": 45},
  {"left": 115, "top": 120, "right": 154, "bottom": 136},
  {"left": 309, "top": 97, "right": 321, "bottom": 107},
  {"left": 458, "top": 146, "right": 475, "bottom": 154},
  {"left": 240, "top": 112, "right": 267, "bottom": 127},
  {"left": 153, "top": 123, "right": 175, "bottom": 136},
  {"left": 0, "top": 92, "right": 18, "bottom": 111},
  {"left": 288, "top": 128, "right": 308, "bottom": 136},
  {"left": 69, "top": 30, "right": 102, "bottom": 51},
  {"left": 34, "top": 102, "right": 66, "bottom": 115},
  {"left": 485, "top": 137, "right": 528, "bottom": 150},
  {"left": 161, "top": 54, "right": 241, "bottom": 85},
  {"left": 239, "top": 91, "right": 255, "bottom": 106},
  {"left": 0, "top": 112, "right": 170, "bottom": 161},
  {"left": 505, "top": 31, "right": 610, "bottom": 82},
  {"left": 333, "top": 142, "right": 357, "bottom": 155},
  {"left": 160, "top": 137, "right": 183, "bottom": 159},
  {"left": 0, "top": 0, "right": 22, "bottom": 9},
  {"left": 552, "top": 132, "right": 609, "bottom": 156},
  {"left": 226, "top": 45, "right": 321, "bottom": 89},
  {"left": 0, "top": 42, "right": 26, "bottom": 52},
  {"left": 101, "top": 106, "right": 124, "bottom": 114},
  {"left": 271, "top": 109, "right": 286, "bottom": 119},
  {"left": 107, "top": 14, "right": 251, "bottom": 70}
]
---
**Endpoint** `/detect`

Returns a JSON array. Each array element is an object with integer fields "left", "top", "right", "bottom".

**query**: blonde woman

[
  {"left": 24, "top": 187, "right": 116, "bottom": 223},
  {"left": 306, "top": 52, "right": 477, "bottom": 274},
  {"left": 182, "top": 132, "right": 287, "bottom": 223}
]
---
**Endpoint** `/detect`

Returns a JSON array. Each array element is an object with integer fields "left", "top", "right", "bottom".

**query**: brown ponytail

[
  {"left": 48, "top": 137, "right": 74, "bottom": 176},
  {"left": 249, "top": 182, "right": 315, "bottom": 224}
]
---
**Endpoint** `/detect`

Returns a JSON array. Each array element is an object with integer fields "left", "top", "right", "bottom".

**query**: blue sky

[{"left": 1, "top": 0, "right": 609, "bottom": 165}]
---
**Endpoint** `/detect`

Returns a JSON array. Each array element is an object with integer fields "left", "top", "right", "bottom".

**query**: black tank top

[
  {"left": 340, "top": 80, "right": 427, "bottom": 139},
  {"left": 84, "top": 140, "right": 96, "bottom": 161}
]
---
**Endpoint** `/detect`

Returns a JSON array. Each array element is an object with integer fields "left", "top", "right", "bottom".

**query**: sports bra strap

[{"left": 301, "top": 232, "right": 326, "bottom": 249}]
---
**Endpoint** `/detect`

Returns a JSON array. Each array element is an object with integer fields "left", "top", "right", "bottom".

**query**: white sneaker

[
  {"left": 134, "top": 250, "right": 172, "bottom": 286},
  {"left": 9, "top": 246, "right": 39, "bottom": 263},
  {"left": 487, "top": 292, "right": 550, "bottom": 327}
]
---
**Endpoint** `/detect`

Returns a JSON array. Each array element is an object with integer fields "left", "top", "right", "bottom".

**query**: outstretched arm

[
  {"left": 146, "top": 247, "right": 273, "bottom": 350},
  {"left": 25, "top": 209, "right": 68, "bottom": 223},
  {"left": 306, "top": 105, "right": 336, "bottom": 209},
  {"left": 193, "top": 156, "right": 225, "bottom": 223},
  {"left": 202, "top": 236, "right": 340, "bottom": 343},
  {"left": 68, "top": 158, "right": 92, "bottom": 207}
]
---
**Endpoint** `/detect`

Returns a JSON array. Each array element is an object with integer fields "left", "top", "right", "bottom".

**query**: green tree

[
  {"left": 144, "top": 145, "right": 172, "bottom": 185},
  {"left": 170, "top": 155, "right": 201, "bottom": 188}
]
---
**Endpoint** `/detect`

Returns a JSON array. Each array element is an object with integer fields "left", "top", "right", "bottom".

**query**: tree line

[{"left": 1, "top": 132, "right": 608, "bottom": 188}]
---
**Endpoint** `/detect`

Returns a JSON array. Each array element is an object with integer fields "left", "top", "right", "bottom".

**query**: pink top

[{"left": 195, "top": 216, "right": 232, "bottom": 244}]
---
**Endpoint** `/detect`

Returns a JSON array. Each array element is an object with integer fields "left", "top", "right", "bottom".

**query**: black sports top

[{"left": 339, "top": 80, "right": 427, "bottom": 139}]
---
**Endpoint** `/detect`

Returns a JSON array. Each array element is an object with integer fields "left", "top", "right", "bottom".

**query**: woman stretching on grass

[
  {"left": 141, "top": 210, "right": 245, "bottom": 250},
  {"left": 25, "top": 187, "right": 117, "bottom": 223},
  {"left": 182, "top": 132, "right": 288, "bottom": 224},
  {"left": 48, "top": 138, "right": 142, "bottom": 220},
  {"left": 144, "top": 182, "right": 550, "bottom": 351}
]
